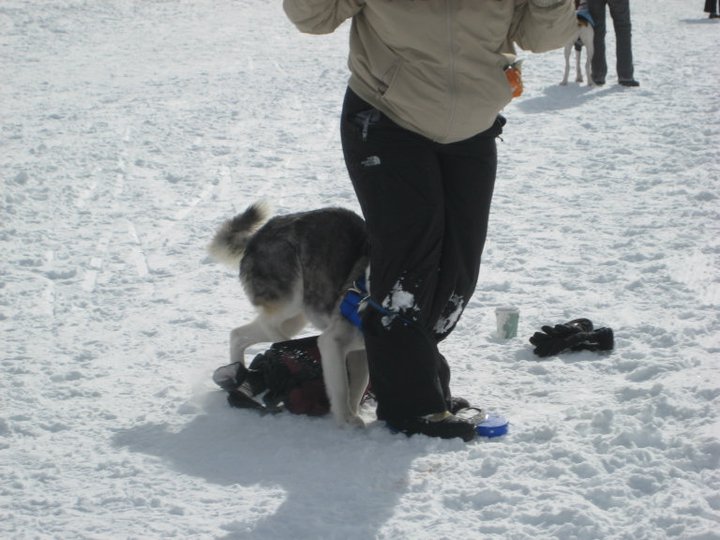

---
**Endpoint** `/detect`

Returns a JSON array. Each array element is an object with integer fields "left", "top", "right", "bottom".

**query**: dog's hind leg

[
  {"left": 561, "top": 43, "right": 572, "bottom": 85},
  {"left": 575, "top": 48, "right": 584, "bottom": 83},
  {"left": 346, "top": 348, "right": 369, "bottom": 418},
  {"left": 585, "top": 41, "right": 595, "bottom": 86},
  {"left": 318, "top": 321, "right": 364, "bottom": 427}
]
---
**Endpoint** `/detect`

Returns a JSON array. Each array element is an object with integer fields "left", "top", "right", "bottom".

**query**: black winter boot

[{"left": 388, "top": 412, "right": 477, "bottom": 442}]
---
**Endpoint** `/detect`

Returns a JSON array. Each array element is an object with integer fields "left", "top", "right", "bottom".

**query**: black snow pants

[{"left": 340, "top": 88, "right": 503, "bottom": 423}]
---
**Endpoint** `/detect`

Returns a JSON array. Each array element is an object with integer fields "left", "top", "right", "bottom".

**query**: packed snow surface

[{"left": 1, "top": 0, "right": 718, "bottom": 538}]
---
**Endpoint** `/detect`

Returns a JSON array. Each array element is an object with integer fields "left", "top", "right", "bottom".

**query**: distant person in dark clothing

[
  {"left": 705, "top": 0, "right": 720, "bottom": 19},
  {"left": 587, "top": 0, "right": 640, "bottom": 86}
]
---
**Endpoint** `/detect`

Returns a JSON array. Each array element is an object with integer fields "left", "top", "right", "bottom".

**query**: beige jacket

[{"left": 284, "top": 0, "right": 577, "bottom": 143}]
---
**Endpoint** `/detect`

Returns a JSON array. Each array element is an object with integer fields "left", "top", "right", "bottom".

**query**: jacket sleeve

[
  {"left": 283, "top": 0, "right": 365, "bottom": 35},
  {"left": 510, "top": 0, "right": 577, "bottom": 53}
]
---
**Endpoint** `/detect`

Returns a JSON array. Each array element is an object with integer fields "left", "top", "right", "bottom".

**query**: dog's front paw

[
  {"left": 333, "top": 410, "right": 365, "bottom": 429},
  {"left": 345, "top": 414, "right": 365, "bottom": 428}
]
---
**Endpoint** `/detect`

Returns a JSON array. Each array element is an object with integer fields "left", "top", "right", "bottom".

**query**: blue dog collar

[{"left": 340, "top": 277, "right": 368, "bottom": 329}]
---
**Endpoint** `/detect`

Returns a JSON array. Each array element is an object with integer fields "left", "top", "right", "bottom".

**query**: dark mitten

[
  {"left": 529, "top": 318, "right": 602, "bottom": 357},
  {"left": 213, "top": 359, "right": 267, "bottom": 395},
  {"left": 227, "top": 388, "right": 271, "bottom": 411},
  {"left": 569, "top": 327, "right": 614, "bottom": 353},
  {"left": 212, "top": 361, "right": 248, "bottom": 392}
]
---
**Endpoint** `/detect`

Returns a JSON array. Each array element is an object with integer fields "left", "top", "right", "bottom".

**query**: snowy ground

[{"left": 1, "top": 0, "right": 719, "bottom": 538}]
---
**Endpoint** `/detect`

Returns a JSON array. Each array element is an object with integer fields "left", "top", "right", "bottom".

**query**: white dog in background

[{"left": 561, "top": 7, "right": 595, "bottom": 86}]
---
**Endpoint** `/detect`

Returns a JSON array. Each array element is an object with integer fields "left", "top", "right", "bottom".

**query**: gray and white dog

[{"left": 208, "top": 203, "right": 370, "bottom": 427}]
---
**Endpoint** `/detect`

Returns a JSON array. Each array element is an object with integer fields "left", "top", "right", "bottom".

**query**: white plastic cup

[{"left": 495, "top": 306, "right": 519, "bottom": 339}]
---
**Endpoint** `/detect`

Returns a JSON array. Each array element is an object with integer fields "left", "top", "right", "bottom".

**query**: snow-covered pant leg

[
  {"left": 431, "top": 130, "right": 499, "bottom": 342},
  {"left": 340, "top": 88, "right": 498, "bottom": 422}
]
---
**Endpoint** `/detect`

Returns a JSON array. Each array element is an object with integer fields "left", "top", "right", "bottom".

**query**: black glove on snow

[{"left": 529, "top": 318, "right": 614, "bottom": 357}]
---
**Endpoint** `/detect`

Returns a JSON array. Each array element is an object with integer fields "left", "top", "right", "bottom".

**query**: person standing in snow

[
  {"left": 587, "top": 0, "right": 640, "bottom": 86},
  {"left": 283, "top": 0, "right": 577, "bottom": 441},
  {"left": 705, "top": 0, "right": 720, "bottom": 19}
]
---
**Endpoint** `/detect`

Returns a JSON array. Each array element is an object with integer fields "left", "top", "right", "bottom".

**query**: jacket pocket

[
  {"left": 353, "top": 22, "right": 403, "bottom": 96},
  {"left": 377, "top": 62, "right": 400, "bottom": 96}
]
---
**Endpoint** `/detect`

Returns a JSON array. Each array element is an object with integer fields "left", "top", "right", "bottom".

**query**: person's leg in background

[
  {"left": 608, "top": 0, "right": 638, "bottom": 85},
  {"left": 705, "top": 0, "right": 719, "bottom": 18},
  {"left": 588, "top": 0, "right": 608, "bottom": 85}
]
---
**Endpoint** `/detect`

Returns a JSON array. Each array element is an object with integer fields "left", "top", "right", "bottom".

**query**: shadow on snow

[{"left": 112, "top": 390, "right": 452, "bottom": 539}]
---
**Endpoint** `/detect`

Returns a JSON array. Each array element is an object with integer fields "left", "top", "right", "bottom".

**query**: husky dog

[
  {"left": 208, "top": 203, "right": 370, "bottom": 427},
  {"left": 561, "top": 10, "right": 595, "bottom": 86}
]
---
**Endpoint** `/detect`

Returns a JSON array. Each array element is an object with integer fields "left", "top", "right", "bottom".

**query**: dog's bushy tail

[{"left": 208, "top": 202, "right": 269, "bottom": 268}]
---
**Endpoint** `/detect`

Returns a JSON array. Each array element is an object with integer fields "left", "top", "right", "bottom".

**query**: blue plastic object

[
  {"left": 475, "top": 413, "right": 509, "bottom": 438},
  {"left": 340, "top": 277, "right": 367, "bottom": 329}
]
